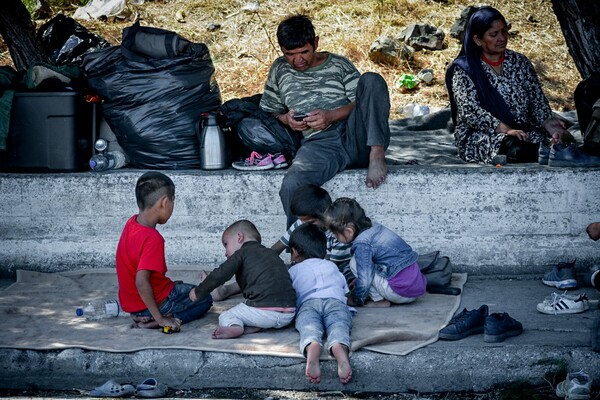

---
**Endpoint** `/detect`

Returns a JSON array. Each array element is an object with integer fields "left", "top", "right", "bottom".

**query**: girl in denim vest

[{"left": 324, "top": 198, "right": 427, "bottom": 307}]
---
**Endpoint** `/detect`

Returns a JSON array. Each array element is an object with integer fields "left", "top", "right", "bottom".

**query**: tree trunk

[
  {"left": 0, "top": 0, "right": 51, "bottom": 71},
  {"left": 551, "top": 0, "right": 600, "bottom": 79}
]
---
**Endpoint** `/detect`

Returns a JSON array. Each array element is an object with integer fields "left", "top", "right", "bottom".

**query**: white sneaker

[
  {"left": 555, "top": 371, "right": 592, "bottom": 399},
  {"left": 536, "top": 292, "right": 589, "bottom": 315}
]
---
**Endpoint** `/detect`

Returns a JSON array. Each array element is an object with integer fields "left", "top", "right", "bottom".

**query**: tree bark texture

[
  {"left": 550, "top": 0, "right": 600, "bottom": 79},
  {"left": 0, "top": 0, "right": 50, "bottom": 71}
]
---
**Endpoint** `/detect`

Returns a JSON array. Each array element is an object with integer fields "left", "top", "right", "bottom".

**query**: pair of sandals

[{"left": 90, "top": 378, "right": 167, "bottom": 398}]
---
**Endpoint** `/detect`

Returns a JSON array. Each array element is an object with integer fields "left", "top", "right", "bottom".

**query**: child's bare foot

[
  {"left": 331, "top": 343, "right": 352, "bottom": 384},
  {"left": 366, "top": 146, "right": 387, "bottom": 189},
  {"left": 212, "top": 325, "right": 244, "bottom": 339},
  {"left": 363, "top": 299, "right": 391, "bottom": 308},
  {"left": 243, "top": 326, "right": 262, "bottom": 335},
  {"left": 134, "top": 320, "right": 160, "bottom": 329},
  {"left": 131, "top": 315, "right": 153, "bottom": 323},
  {"left": 305, "top": 342, "right": 321, "bottom": 384},
  {"left": 198, "top": 270, "right": 210, "bottom": 282}
]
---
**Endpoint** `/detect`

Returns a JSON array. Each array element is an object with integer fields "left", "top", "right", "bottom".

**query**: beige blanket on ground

[{"left": 0, "top": 268, "right": 466, "bottom": 357}]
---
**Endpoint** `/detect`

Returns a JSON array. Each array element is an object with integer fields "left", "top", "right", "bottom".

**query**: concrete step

[{"left": 1, "top": 165, "right": 600, "bottom": 277}]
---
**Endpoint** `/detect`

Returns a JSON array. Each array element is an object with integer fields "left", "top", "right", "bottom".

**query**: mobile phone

[{"left": 293, "top": 114, "right": 308, "bottom": 121}]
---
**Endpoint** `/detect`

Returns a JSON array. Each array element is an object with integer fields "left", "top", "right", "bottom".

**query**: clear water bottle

[
  {"left": 75, "top": 299, "right": 126, "bottom": 320},
  {"left": 89, "top": 151, "right": 127, "bottom": 171}
]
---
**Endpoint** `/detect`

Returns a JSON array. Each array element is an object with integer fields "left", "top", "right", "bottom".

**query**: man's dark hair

[
  {"left": 290, "top": 184, "right": 332, "bottom": 219},
  {"left": 276, "top": 15, "right": 316, "bottom": 50},
  {"left": 135, "top": 172, "right": 175, "bottom": 211},
  {"left": 289, "top": 223, "right": 327, "bottom": 260}
]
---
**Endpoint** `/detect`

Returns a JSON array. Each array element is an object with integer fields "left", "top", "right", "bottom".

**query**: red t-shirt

[{"left": 116, "top": 215, "right": 174, "bottom": 312}]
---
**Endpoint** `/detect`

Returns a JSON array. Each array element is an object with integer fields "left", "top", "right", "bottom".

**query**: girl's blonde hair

[{"left": 324, "top": 197, "right": 372, "bottom": 238}]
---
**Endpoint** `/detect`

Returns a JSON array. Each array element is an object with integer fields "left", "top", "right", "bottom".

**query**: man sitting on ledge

[{"left": 242, "top": 14, "right": 391, "bottom": 227}]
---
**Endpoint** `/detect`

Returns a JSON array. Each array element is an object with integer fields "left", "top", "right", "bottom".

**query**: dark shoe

[
  {"left": 538, "top": 142, "right": 550, "bottom": 165},
  {"left": 549, "top": 143, "right": 600, "bottom": 167},
  {"left": 439, "top": 304, "right": 488, "bottom": 340},
  {"left": 484, "top": 312, "right": 523, "bottom": 343},
  {"left": 542, "top": 260, "right": 578, "bottom": 289}
]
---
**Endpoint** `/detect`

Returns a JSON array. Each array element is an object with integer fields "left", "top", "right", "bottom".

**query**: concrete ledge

[
  {"left": 1, "top": 165, "right": 600, "bottom": 277},
  {"left": 0, "top": 340, "right": 596, "bottom": 393}
]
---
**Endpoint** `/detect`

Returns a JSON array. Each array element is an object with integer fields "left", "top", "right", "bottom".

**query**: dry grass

[{"left": 1, "top": 0, "right": 578, "bottom": 118}]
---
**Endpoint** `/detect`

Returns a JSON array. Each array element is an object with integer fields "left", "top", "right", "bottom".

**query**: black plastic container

[{"left": 0, "top": 91, "right": 93, "bottom": 171}]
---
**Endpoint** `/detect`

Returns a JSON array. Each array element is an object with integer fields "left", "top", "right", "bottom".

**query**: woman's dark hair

[
  {"left": 323, "top": 197, "right": 372, "bottom": 238},
  {"left": 445, "top": 6, "right": 528, "bottom": 131},
  {"left": 290, "top": 184, "right": 332, "bottom": 219},
  {"left": 276, "top": 15, "right": 317, "bottom": 50},
  {"left": 464, "top": 6, "right": 507, "bottom": 61},
  {"left": 135, "top": 172, "right": 175, "bottom": 210},
  {"left": 289, "top": 223, "right": 327, "bottom": 260}
]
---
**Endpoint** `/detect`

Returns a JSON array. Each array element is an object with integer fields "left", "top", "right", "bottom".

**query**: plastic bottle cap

[
  {"left": 89, "top": 160, "right": 97, "bottom": 168},
  {"left": 76, "top": 308, "right": 84, "bottom": 316}
]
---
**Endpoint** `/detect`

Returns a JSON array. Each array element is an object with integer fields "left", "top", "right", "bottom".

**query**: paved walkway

[{"left": 0, "top": 274, "right": 599, "bottom": 394}]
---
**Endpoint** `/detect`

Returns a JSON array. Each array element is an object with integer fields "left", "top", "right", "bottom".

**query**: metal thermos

[{"left": 198, "top": 112, "right": 227, "bottom": 170}]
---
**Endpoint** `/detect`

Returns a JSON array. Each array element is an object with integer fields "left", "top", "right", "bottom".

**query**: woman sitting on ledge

[{"left": 445, "top": 6, "right": 568, "bottom": 165}]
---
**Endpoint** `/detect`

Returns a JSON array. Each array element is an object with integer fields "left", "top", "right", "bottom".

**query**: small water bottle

[
  {"left": 75, "top": 299, "right": 126, "bottom": 320},
  {"left": 89, "top": 151, "right": 127, "bottom": 171}
]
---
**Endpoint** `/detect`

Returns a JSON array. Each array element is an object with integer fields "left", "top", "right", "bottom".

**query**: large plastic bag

[
  {"left": 82, "top": 22, "right": 221, "bottom": 169},
  {"left": 220, "top": 95, "right": 301, "bottom": 158},
  {"left": 38, "top": 14, "right": 111, "bottom": 65}
]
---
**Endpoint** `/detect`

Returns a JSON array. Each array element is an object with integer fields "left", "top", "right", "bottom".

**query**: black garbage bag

[
  {"left": 220, "top": 95, "right": 301, "bottom": 158},
  {"left": 82, "top": 22, "right": 221, "bottom": 169},
  {"left": 38, "top": 14, "right": 111, "bottom": 65}
]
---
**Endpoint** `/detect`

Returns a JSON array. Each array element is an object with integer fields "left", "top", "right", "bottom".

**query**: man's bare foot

[
  {"left": 363, "top": 299, "right": 391, "bottom": 308},
  {"left": 305, "top": 342, "right": 321, "bottom": 384},
  {"left": 331, "top": 343, "right": 352, "bottom": 384},
  {"left": 587, "top": 222, "right": 600, "bottom": 241},
  {"left": 366, "top": 146, "right": 387, "bottom": 189},
  {"left": 212, "top": 325, "right": 244, "bottom": 339}
]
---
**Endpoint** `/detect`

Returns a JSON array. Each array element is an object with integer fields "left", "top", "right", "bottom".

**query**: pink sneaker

[
  {"left": 231, "top": 151, "right": 274, "bottom": 171},
  {"left": 270, "top": 153, "right": 289, "bottom": 169}
]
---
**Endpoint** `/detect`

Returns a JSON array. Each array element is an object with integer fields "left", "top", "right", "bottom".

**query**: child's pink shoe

[
  {"left": 232, "top": 151, "right": 274, "bottom": 171},
  {"left": 270, "top": 153, "right": 289, "bottom": 169}
]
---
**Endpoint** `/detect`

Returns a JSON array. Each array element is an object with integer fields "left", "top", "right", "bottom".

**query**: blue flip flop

[
  {"left": 89, "top": 379, "right": 136, "bottom": 398},
  {"left": 136, "top": 378, "right": 167, "bottom": 398}
]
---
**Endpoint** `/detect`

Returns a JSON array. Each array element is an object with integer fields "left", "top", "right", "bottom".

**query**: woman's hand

[
  {"left": 497, "top": 122, "right": 529, "bottom": 141},
  {"left": 544, "top": 118, "right": 567, "bottom": 144},
  {"left": 505, "top": 129, "right": 529, "bottom": 141}
]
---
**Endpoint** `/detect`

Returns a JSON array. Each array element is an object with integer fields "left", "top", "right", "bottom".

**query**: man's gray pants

[
  {"left": 237, "top": 72, "right": 390, "bottom": 227},
  {"left": 279, "top": 72, "right": 391, "bottom": 227}
]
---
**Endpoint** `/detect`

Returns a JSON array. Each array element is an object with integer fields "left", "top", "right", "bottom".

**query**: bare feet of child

[
  {"left": 331, "top": 343, "right": 352, "bottom": 384},
  {"left": 212, "top": 325, "right": 244, "bottom": 339},
  {"left": 366, "top": 146, "right": 387, "bottom": 189},
  {"left": 305, "top": 342, "right": 321, "bottom": 384},
  {"left": 363, "top": 299, "right": 391, "bottom": 308},
  {"left": 131, "top": 315, "right": 160, "bottom": 329}
]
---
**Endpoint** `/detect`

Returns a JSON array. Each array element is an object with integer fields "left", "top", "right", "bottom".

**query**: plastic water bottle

[
  {"left": 75, "top": 299, "right": 125, "bottom": 320},
  {"left": 89, "top": 151, "right": 127, "bottom": 171}
]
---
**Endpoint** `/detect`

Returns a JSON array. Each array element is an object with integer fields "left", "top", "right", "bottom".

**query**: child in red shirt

[{"left": 116, "top": 172, "right": 212, "bottom": 330}]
